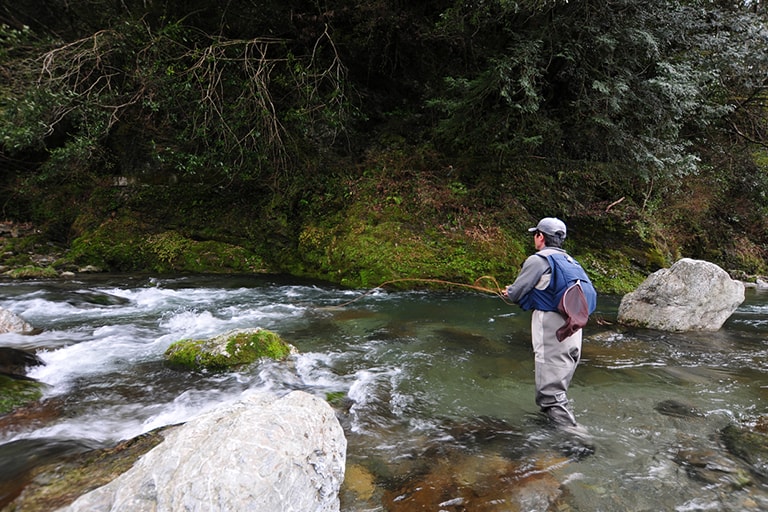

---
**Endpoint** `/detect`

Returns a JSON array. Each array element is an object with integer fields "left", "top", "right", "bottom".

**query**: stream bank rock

[
  {"left": 617, "top": 258, "right": 744, "bottom": 331},
  {"left": 57, "top": 390, "right": 347, "bottom": 512},
  {"left": 164, "top": 328, "right": 296, "bottom": 371}
]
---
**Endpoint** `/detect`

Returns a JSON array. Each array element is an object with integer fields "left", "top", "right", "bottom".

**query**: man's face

[{"left": 534, "top": 231, "right": 546, "bottom": 250}]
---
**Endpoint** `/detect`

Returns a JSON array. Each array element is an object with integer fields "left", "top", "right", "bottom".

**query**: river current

[{"left": 1, "top": 273, "right": 768, "bottom": 511}]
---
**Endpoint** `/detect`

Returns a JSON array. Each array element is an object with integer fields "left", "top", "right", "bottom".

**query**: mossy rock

[
  {"left": 164, "top": 328, "right": 296, "bottom": 372},
  {"left": 0, "top": 375, "right": 46, "bottom": 414}
]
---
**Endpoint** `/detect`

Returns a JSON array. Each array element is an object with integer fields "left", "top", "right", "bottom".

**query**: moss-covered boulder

[
  {"left": 164, "top": 328, "right": 296, "bottom": 372},
  {"left": 0, "top": 375, "right": 46, "bottom": 415},
  {"left": 0, "top": 347, "right": 47, "bottom": 414}
]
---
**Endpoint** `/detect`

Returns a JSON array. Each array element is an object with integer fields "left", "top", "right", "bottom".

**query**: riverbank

[
  {"left": 0, "top": 174, "right": 766, "bottom": 293},
  {"left": 2, "top": 156, "right": 767, "bottom": 295}
]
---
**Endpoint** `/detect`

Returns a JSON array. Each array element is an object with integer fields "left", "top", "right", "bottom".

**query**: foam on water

[
  {"left": 138, "top": 388, "right": 249, "bottom": 435},
  {"left": 28, "top": 324, "right": 159, "bottom": 389}
]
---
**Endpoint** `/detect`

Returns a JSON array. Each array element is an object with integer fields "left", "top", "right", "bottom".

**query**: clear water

[{"left": 1, "top": 274, "right": 767, "bottom": 510}]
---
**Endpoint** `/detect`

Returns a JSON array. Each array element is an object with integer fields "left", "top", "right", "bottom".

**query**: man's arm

[{"left": 504, "top": 254, "right": 549, "bottom": 304}]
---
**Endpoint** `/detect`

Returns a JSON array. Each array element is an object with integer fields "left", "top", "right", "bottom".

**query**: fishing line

[{"left": 332, "top": 275, "right": 515, "bottom": 308}]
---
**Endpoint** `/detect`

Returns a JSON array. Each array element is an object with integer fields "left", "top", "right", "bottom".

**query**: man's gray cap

[{"left": 528, "top": 217, "right": 567, "bottom": 238}]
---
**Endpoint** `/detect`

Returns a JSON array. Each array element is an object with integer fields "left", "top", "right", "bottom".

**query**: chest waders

[{"left": 525, "top": 250, "right": 597, "bottom": 427}]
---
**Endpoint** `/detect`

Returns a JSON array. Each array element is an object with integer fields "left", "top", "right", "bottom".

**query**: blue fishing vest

[{"left": 518, "top": 252, "right": 597, "bottom": 314}]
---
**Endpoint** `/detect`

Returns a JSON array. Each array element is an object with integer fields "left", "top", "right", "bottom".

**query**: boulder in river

[
  {"left": 58, "top": 390, "right": 347, "bottom": 512},
  {"left": 164, "top": 327, "right": 296, "bottom": 371},
  {"left": 0, "top": 347, "right": 45, "bottom": 377},
  {"left": 617, "top": 258, "right": 744, "bottom": 331},
  {"left": 0, "top": 307, "right": 36, "bottom": 334},
  {"left": 0, "top": 347, "right": 47, "bottom": 414}
]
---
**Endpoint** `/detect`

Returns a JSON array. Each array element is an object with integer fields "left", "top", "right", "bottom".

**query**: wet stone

[
  {"left": 721, "top": 424, "right": 768, "bottom": 479},
  {"left": 654, "top": 399, "right": 705, "bottom": 419},
  {"left": 0, "top": 348, "right": 45, "bottom": 378},
  {"left": 674, "top": 447, "right": 751, "bottom": 488}
]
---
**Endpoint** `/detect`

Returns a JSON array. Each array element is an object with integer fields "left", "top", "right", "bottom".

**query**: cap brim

[{"left": 527, "top": 227, "right": 537, "bottom": 232}]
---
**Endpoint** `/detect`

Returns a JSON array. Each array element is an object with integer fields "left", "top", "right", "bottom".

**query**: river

[{"left": 1, "top": 273, "right": 767, "bottom": 511}]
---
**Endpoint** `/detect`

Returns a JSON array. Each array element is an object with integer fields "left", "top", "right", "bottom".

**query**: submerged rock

[
  {"left": 617, "top": 258, "right": 744, "bottom": 331},
  {"left": 381, "top": 450, "right": 567, "bottom": 512},
  {"left": 673, "top": 445, "right": 752, "bottom": 489},
  {"left": 164, "top": 328, "right": 296, "bottom": 371},
  {"left": 340, "top": 464, "right": 377, "bottom": 503},
  {"left": 721, "top": 424, "right": 768, "bottom": 479},
  {"left": 57, "top": 391, "right": 346, "bottom": 512},
  {"left": 654, "top": 399, "right": 705, "bottom": 419},
  {"left": 0, "top": 437, "right": 98, "bottom": 509}
]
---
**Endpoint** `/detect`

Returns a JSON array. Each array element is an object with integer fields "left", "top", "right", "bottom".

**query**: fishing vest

[{"left": 518, "top": 251, "right": 597, "bottom": 314}]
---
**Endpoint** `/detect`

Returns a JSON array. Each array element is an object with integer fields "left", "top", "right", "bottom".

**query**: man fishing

[{"left": 502, "top": 217, "right": 596, "bottom": 427}]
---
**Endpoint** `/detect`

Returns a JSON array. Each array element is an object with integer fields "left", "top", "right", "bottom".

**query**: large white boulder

[
  {"left": 58, "top": 390, "right": 347, "bottom": 512},
  {"left": 618, "top": 258, "right": 744, "bottom": 331}
]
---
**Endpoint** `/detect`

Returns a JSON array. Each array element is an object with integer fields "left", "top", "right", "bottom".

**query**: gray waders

[{"left": 531, "top": 309, "right": 582, "bottom": 426}]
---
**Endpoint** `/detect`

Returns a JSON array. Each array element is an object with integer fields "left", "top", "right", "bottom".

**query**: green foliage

[
  {"left": 429, "top": 0, "right": 762, "bottom": 187},
  {"left": 293, "top": 161, "right": 530, "bottom": 289},
  {"left": 577, "top": 251, "right": 647, "bottom": 295},
  {"left": 145, "top": 232, "right": 190, "bottom": 268},
  {"left": 0, "top": 14, "right": 354, "bottom": 190},
  {"left": 0, "top": 24, "right": 32, "bottom": 59}
]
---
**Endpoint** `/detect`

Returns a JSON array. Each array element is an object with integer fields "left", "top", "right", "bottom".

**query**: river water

[{"left": 1, "top": 274, "right": 767, "bottom": 511}]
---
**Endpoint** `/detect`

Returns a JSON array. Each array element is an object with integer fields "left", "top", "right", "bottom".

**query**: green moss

[
  {"left": 66, "top": 217, "right": 265, "bottom": 273},
  {"left": 325, "top": 391, "right": 347, "bottom": 406},
  {"left": 0, "top": 375, "right": 45, "bottom": 414},
  {"left": 165, "top": 328, "right": 294, "bottom": 371},
  {"left": 67, "top": 217, "right": 151, "bottom": 271},
  {"left": 5, "top": 266, "right": 59, "bottom": 279},
  {"left": 293, "top": 175, "right": 529, "bottom": 291},
  {"left": 297, "top": 219, "right": 514, "bottom": 290}
]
